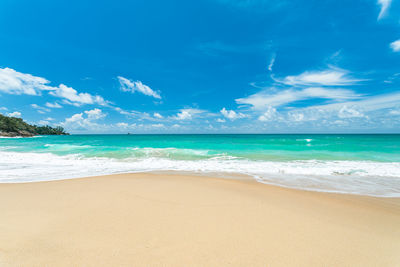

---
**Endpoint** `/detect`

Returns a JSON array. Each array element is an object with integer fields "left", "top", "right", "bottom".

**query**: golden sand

[{"left": 0, "top": 173, "right": 399, "bottom": 266}]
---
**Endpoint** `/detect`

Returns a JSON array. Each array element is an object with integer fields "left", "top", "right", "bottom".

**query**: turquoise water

[
  {"left": 2, "top": 134, "right": 400, "bottom": 161},
  {"left": 1, "top": 134, "right": 400, "bottom": 196}
]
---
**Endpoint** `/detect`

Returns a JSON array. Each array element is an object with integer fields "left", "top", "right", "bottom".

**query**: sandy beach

[{"left": 0, "top": 173, "right": 399, "bottom": 266}]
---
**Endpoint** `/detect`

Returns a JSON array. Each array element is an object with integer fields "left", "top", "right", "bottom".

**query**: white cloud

[
  {"left": 236, "top": 87, "right": 360, "bottom": 110},
  {"left": 235, "top": 62, "right": 399, "bottom": 128},
  {"left": 153, "top": 112, "right": 163, "bottom": 119},
  {"left": 118, "top": 76, "right": 161, "bottom": 99},
  {"left": 258, "top": 106, "right": 277, "bottom": 121},
  {"left": 115, "top": 122, "right": 138, "bottom": 131},
  {"left": 114, "top": 107, "right": 156, "bottom": 121},
  {"left": 268, "top": 54, "right": 276, "bottom": 72},
  {"left": 116, "top": 122, "right": 129, "bottom": 128},
  {"left": 275, "top": 92, "right": 400, "bottom": 125},
  {"left": 0, "top": 67, "right": 51, "bottom": 95},
  {"left": 275, "top": 68, "right": 362, "bottom": 86},
  {"left": 176, "top": 110, "right": 192, "bottom": 120},
  {"left": 31, "top": 104, "right": 50, "bottom": 113},
  {"left": 37, "top": 120, "right": 51, "bottom": 125},
  {"left": 216, "top": 118, "right": 226, "bottom": 123},
  {"left": 114, "top": 107, "right": 131, "bottom": 116},
  {"left": 0, "top": 107, "right": 8, "bottom": 111},
  {"left": 390, "top": 109, "right": 400, "bottom": 115},
  {"left": 173, "top": 108, "right": 205, "bottom": 120},
  {"left": 288, "top": 112, "right": 305, "bottom": 122},
  {"left": 7, "top": 111, "right": 21, "bottom": 118},
  {"left": 115, "top": 123, "right": 174, "bottom": 132},
  {"left": 390, "top": 39, "right": 400, "bottom": 52},
  {"left": 45, "top": 102, "right": 62, "bottom": 108},
  {"left": 65, "top": 113, "right": 84, "bottom": 123},
  {"left": 63, "top": 108, "right": 107, "bottom": 131},
  {"left": 220, "top": 108, "right": 247, "bottom": 120},
  {"left": 338, "top": 106, "right": 365, "bottom": 118},
  {"left": 0, "top": 67, "right": 109, "bottom": 106},
  {"left": 151, "top": 123, "right": 165, "bottom": 128},
  {"left": 377, "top": 0, "right": 392, "bottom": 20},
  {"left": 332, "top": 120, "right": 348, "bottom": 126},
  {"left": 84, "top": 108, "right": 105, "bottom": 120},
  {"left": 307, "top": 91, "right": 400, "bottom": 113},
  {"left": 234, "top": 71, "right": 400, "bottom": 128},
  {"left": 49, "top": 84, "right": 108, "bottom": 106}
]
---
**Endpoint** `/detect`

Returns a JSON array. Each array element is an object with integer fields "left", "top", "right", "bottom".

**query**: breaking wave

[{"left": 1, "top": 150, "right": 400, "bottom": 197}]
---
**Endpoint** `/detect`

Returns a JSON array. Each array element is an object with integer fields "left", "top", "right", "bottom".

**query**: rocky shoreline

[{"left": 0, "top": 131, "right": 36, "bottom": 137}]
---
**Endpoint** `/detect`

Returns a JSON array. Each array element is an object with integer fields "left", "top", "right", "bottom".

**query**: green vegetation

[
  {"left": 0, "top": 114, "right": 68, "bottom": 137},
  {"left": 34, "top": 125, "right": 68, "bottom": 135}
]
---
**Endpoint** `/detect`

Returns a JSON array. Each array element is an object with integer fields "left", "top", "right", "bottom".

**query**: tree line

[{"left": 0, "top": 114, "right": 68, "bottom": 136}]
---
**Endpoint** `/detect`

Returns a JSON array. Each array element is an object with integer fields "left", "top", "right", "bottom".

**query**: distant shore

[
  {"left": 0, "top": 173, "right": 399, "bottom": 266},
  {"left": 0, "top": 114, "right": 68, "bottom": 137}
]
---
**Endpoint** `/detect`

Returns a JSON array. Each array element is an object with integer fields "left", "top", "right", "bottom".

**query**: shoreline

[
  {"left": 1, "top": 172, "right": 400, "bottom": 266},
  {"left": 1, "top": 169, "right": 399, "bottom": 198},
  {"left": 2, "top": 134, "right": 400, "bottom": 197}
]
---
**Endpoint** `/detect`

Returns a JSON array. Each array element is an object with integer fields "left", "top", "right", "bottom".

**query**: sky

[{"left": 0, "top": 0, "right": 399, "bottom": 133}]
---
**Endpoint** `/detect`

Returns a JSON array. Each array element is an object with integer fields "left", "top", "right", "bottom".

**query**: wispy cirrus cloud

[
  {"left": 45, "top": 102, "right": 62, "bottom": 108},
  {"left": 273, "top": 67, "right": 363, "bottom": 87},
  {"left": 113, "top": 107, "right": 157, "bottom": 121},
  {"left": 272, "top": 91, "right": 400, "bottom": 125},
  {"left": 231, "top": 64, "right": 394, "bottom": 126},
  {"left": 232, "top": 80, "right": 400, "bottom": 128},
  {"left": 0, "top": 67, "right": 109, "bottom": 106},
  {"left": 268, "top": 54, "right": 276, "bottom": 72},
  {"left": 31, "top": 104, "right": 50, "bottom": 114},
  {"left": 303, "top": 91, "right": 400, "bottom": 113},
  {"left": 236, "top": 87, "right": 361, "bottom": 110},
  {"left": 377, "top": 0, "right": 392, "bottom": 20},
  {"left": 49, "top": 84, "right": 109, "bottom": 106},
  {"left": 117, "top": 76, "right": 161, "bottom": 99}
]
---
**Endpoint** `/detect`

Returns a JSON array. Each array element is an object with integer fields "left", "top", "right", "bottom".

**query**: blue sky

[{"left": 0, "top": 0, "right": 399, "bottom": 133}]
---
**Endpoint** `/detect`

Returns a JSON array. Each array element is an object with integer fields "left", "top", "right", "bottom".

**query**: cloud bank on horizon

[{"left": 0, "top": 0, "right": 399, "bottom": 133}]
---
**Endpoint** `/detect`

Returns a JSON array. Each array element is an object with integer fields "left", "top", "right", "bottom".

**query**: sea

[{"left": 1, "top": 134, "right": 399, "bottom": 197}]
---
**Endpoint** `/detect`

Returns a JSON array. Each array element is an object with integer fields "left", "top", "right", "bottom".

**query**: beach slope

[{"left": 0, "top": 173, "right": 399, "bottom": 266}]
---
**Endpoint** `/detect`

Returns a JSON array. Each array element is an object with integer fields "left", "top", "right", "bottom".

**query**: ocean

[{"left": 1, "top": 134, "right": 400, "bottom": 197}]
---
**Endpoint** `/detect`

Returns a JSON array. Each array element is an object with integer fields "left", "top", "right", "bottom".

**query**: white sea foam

[
  {"left": 296, "top": 138, "right": 313, "bottom": 142},
  {"left": 0, "top": 135, "right": 44, "bottom": 139},
  {"left": 127, "top": 147, "right": 212, "bottom": 157},
  {"left": 1, "top": 151, "right": 400, "bottom": 197}
]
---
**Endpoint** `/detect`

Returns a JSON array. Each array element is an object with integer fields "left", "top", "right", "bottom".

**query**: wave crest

[{"left": 0, "top": 151, "right": 399, "bottom": 197}]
